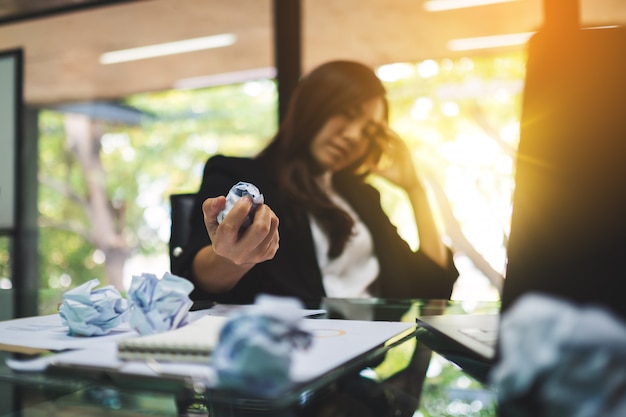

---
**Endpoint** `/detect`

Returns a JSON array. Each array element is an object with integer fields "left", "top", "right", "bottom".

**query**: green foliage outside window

[
  {"left": 37, "top": 81, "right": 278, "bottom": 295},
  {"left": 0, "top": 237, "right": 9, "bottom": 287}
]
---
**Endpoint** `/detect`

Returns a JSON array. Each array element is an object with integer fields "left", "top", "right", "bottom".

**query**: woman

[{"left": 177, "top": 60, "right": 458, "bottom": 305}]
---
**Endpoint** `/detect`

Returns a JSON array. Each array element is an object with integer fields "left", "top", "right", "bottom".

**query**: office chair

[{"left": 169, "top": 193, "right": 197, "bottom": 274}]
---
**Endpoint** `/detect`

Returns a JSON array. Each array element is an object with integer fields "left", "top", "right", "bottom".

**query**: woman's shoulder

[
  {"left": 203, "top": 154, "right": 263, "bottom": 175},
  {"left": 205, "top": 154, "right": 254, "bottom": 168},
  {"left": 202, "top": 154, "right": 275, "bottom": 191}
]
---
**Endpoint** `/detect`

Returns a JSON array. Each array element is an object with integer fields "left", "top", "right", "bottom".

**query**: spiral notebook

[
  {"left": 47, "top": 317, "right": 415, "bottom": 393},
  {"left": 117, "top": 315, "right": 228, "bottom": 363}
]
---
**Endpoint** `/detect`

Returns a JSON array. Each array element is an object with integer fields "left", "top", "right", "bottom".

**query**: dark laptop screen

[{"left": 502, "top": 27, "right": 626, "bottom": 321}]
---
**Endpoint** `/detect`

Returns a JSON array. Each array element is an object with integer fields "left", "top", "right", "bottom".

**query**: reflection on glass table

[{"left": 0, "top": 295, "right": 498, "bottom": 417}]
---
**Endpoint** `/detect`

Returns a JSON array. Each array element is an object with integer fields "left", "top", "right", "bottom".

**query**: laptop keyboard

[{"left": 459, "top": 327, "right": 498, "bottom": 347}]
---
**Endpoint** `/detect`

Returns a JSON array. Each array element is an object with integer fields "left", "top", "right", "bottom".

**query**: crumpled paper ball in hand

[
  {"left": 127, "top": 272, "right": 194, "bottom": 335},
  {"left": 489, "top": 292, "right": 626, "bottom": 417},
  {"left": 217, "top": 181, "right": 264, "bottom": 230},
  {"left": 214, "top": 294, "right": 313, "bottom": 398},
  {"left": 59, "top": 278, "right": 128, "bottom": 337}
]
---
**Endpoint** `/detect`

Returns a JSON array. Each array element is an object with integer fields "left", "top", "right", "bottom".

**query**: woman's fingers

[
  {"left": 202, "top": 196, "right": 226, "bottom": 236},
  {"left": 206, "top": 197, "right": 279, "bottom": 265},
  {"left": 243, "top": 205, "right": 280, "bottom": 260}
]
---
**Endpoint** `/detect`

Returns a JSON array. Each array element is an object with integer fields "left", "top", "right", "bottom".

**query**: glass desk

[{"left": 0, "top": 297, "right": 499, "bottom": 417}]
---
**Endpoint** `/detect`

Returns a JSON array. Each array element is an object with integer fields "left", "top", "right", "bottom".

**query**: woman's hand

[
  {"left": 369, "top": 126, "right": 421, "bottom": 192},
  {"left": 192, "top": 195, "right": 279, "bottom": 293},
  {"left": 202, "top": 195, "right": 280, "bottom": 267}
]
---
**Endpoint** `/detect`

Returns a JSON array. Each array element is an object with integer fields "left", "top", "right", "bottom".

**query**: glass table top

[{"left": 0, "top": 295, "right": 499, "bottom": 417}]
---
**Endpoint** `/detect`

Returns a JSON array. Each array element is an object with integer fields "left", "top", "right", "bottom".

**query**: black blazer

[{"left": 177, "top": 155, "right": 458, "bottom": 304}]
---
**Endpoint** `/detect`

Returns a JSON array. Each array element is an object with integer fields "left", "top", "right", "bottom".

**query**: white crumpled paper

[
  {"left": 127, "top": 272, "right": 194, "bottom": 335},
  {"left": 217, "top": 181, "right": 264, "bottom": 229},
  {"left": 214, "top": 294, "right": 313, "bottom": 398},
  {"left": 59, "top": 278, "right": 128, "bottom": 336},
  {"left": 489, "top": 292, "right": 626, "bottom": 417}
]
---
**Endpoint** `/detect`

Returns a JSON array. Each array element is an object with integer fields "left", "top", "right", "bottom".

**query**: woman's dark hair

[{"left": 257, "top": 60, "right": 388, "bottom": 258}]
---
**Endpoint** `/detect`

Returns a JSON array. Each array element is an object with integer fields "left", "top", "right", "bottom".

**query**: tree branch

[
  {"left": 422, "top": 171, "right": 505, "bottom": 294},
  {"left": 38, "top": 174, "right": 84, "bottom": 206},
  {"left": 38, "top": 217, "right": 91, "bottom": 241}
]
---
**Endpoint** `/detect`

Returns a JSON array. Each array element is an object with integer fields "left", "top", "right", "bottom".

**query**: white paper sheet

[
  {"left": 44, "top": 318, "right": 415, "bottom": 385},
  {"left": 0, "top": 306, "right": 326, "bottom": 353},
  {"left": 0, "top": 314, "right": 137, "bottom": 352}
]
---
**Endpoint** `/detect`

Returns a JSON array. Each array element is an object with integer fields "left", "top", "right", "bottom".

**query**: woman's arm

[
  {"left": 369, "top": 128, "right": 449, "bottom": 268},
  {"left": 404, "top": 182, "right": 448, "bottom": 269}
]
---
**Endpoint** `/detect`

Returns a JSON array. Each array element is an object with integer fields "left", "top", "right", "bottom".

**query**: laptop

[{"left": 416, "top": 25, "right": 626, "bottom": 367}]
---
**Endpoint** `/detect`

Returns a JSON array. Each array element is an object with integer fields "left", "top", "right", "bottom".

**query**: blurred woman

[{"left": 177, "top": 60, "right": 458, "bottom": 304}]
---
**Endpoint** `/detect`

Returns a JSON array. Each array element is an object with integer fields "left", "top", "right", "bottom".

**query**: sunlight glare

[
  {"left": 122, "top": 147, "right": 135, "bottom": 162},
  {"left": 495, "top": 87, "right": 510, "bottom": 102},
  {"left": 101, "top": 133, "right": 130, "bottom": 154},
  {"left": 187, "top": 133, "right": 219, "bottom": 154},
  {"left": 443, "top": 132, "right": 498, "bottom": 165},
  {"left": 242, "top": 81, "right": 265, "bottom": 96},
  {"left": 447, "top": 400, "right": 471, "bottom": 415},
  {"left": 495, "top": 153, "right": 514, "bottom": 176},
  {"left": 143, "top": 205, "right": 168, "bottom": 229},
  {"left": 456, "top": 375, "right": 472, "bottom": 389},
  {"left": 59, "top": 273, "right": 72, "bottom": 288},
  {"left": 500, "top": 122, "right": 519, "bottom": 144},
  {"left": 0, "top": 278, "right": 12, "bottom": 289},
  {"left": 410, "top": 97, "right": 434, "bottom": 120},
  {"left": 459, "top": 57, "right": 475, "bottom": 71},
  {"left": 461, "top": 299, "right": 479, "bottom": 312},
  {"left": 440, "top": 101, "right": 460, "bottom": 117},
  {"left": 376, "top": 63, "right": 415, "bottom": 82},
  {"left": 417, "top": 59, "right": 439, "bottom": 78},
  {"left": 471, "top": 400, "right": 485, "bottom": 412},
  {"left": 426, "top": 358, "right": 443, "bottom": 377},
  {"left": 92, "top": 249, "right": 106, "bottom": 265},
  {"left": 441, "top": 58, "right": 454, "bottom": 71}
]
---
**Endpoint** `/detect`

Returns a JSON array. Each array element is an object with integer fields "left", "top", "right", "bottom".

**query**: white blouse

[{"left": 309, "top": 175, "right": 380, "bottom": 298}]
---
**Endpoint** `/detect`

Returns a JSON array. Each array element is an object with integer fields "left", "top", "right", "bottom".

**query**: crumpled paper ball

[
  {"left": 59, "top": 278, "right": 128, "bottom": 336},
  {"left": 217, "top": 181, "right": 264, "bottom": 230},
  {"left": 489, "top": 292, "right": 626, "bottom": 417},
  {"left": 214, "top": 294, "right": 313, "bottom": 397},
  {"left": 127, "top": 272, "right": 194, "bottom": 335}
]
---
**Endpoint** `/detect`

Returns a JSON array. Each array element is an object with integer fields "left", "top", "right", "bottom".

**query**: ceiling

[{"left": 0, "top": 0, "right": 625, "bottom": 106}]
